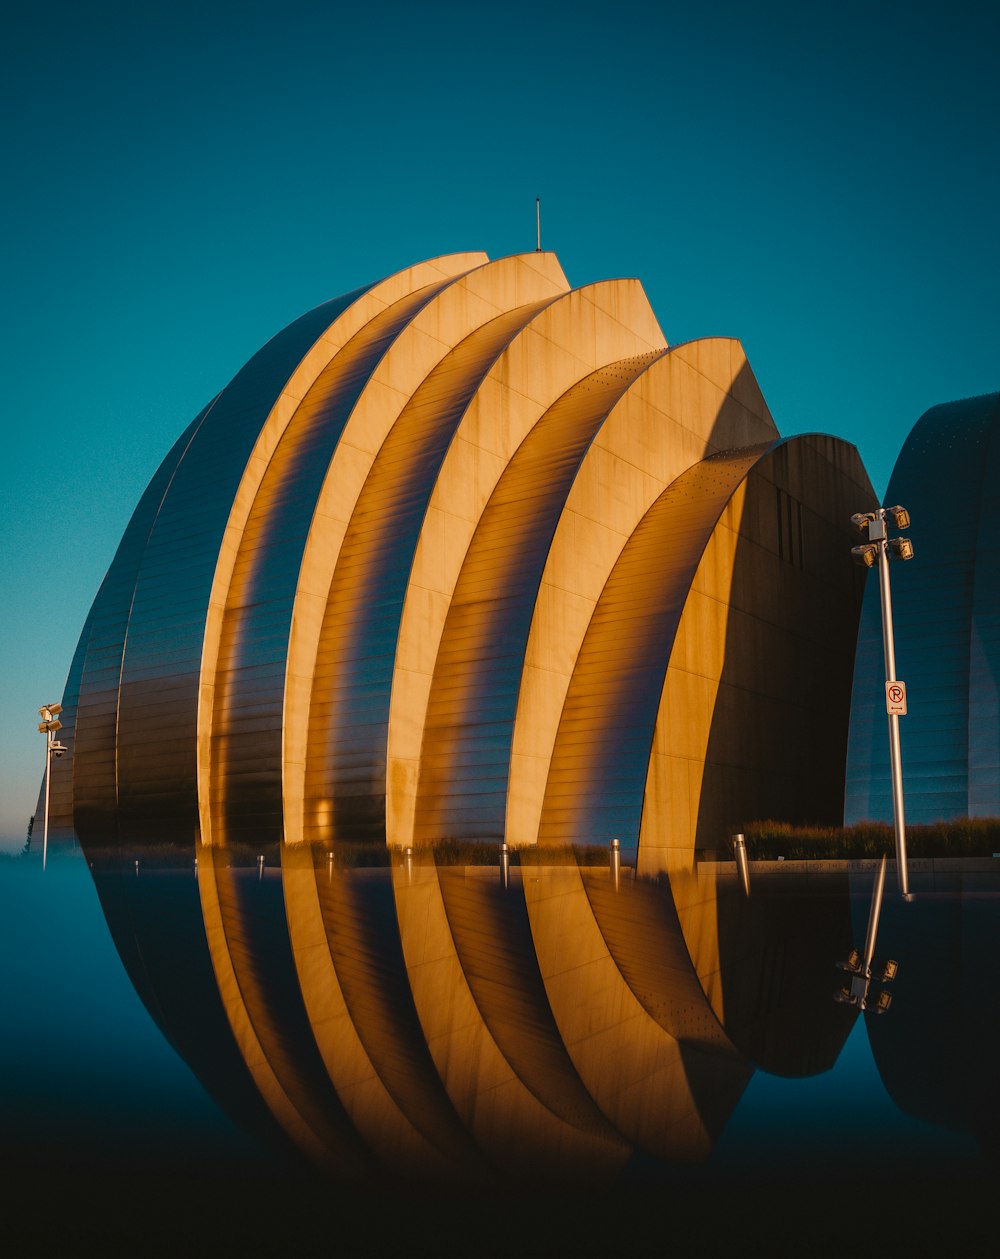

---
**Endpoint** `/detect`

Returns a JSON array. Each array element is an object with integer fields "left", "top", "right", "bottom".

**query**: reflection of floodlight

[
  {"left": 851, "top": 512, "right": 876, "bottom": 534},
  {"left": 852, "top": 544, "right": 878, "bottom": 568},
  {"left": 834, "top": 987, "right": 855, "bottom": 1005},
  {"left": 890, "top": 537, "right": 914, "bottom": 561},
  {"left": 872, "top": 989, "right": 892, "bottom": 1014},
  {"left": 836, "top": 948, "right": 862, "bottom": 973},
  {"left": 879, "top": 959, "right": 898, "bottom": 982},
  {"left": 888, "top": 506, "right": 910, "bottom": 530}
]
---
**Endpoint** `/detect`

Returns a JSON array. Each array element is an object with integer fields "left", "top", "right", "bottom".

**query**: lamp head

[
  {"left": 890, "top": 537, "right": 914, "bottom": 561},
  {"left": 888, "top": 505, "right": 910, "bottom": 530}
]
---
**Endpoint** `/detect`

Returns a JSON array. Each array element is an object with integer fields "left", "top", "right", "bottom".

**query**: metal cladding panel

[
  {"left": 111, "top": 285, "right": 372, "bottom": 843},
  {"left": 304, "top": 301, "right": 558, "bottom": 846},
  {"left": 539, "top": 448, "right": 769, "bottom": 854},
  {"left": 845, "top": 393, "right": 1000, "bottom": 824},
  {"left": 414, "top": 355, "right": 665, "bottom": 844},
  {"left": 544, "top": 435, "right": 872, "bottom": 863},
  {"left": 72, "top": 407, "right": 208, "bottom": 842},
  {"left": 690, "top": 437, "right": 874, "bottom": 847},
  {"left": 212, "top": 284, "right": 450, "bottom": 848},
  {"left": 40, "top": 606, "right": 93, "bottom": 842}
]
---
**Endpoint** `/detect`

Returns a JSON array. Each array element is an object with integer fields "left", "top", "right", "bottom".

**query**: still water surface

[{"left": 1, "top": 849, "right": 995, "bottom": 1254}]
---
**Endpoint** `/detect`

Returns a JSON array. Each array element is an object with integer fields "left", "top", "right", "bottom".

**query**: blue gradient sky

[{"left": 2, "top": 0, "right": 997, "bottom": 847}]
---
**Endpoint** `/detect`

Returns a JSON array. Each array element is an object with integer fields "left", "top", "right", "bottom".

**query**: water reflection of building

[
  {"left": 90, "top": 845, "right": 856, "bottom": 1180},
  {"left": 856, "top": 865, "right": 1000, "bottom": 1157},
  {"left": 50, "top": 251, "right": 874, "bottom": 1178}
]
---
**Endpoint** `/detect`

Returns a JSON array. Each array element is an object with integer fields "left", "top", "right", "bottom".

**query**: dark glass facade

[{"left": 845, "top": 393, "right": 1000, "bottom": 824}]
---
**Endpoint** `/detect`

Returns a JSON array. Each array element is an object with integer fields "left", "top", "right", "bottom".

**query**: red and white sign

[{"left": 885, "top": 680, "right": 907, "bottom": 715}]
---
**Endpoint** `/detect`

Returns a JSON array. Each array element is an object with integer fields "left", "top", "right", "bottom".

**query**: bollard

[
  {"left": 257, "top": 853, "right": 265, "bottom": 880},
  {"left": 327, "top": 850, "right": 335, "bottom": 882},
  {"left": 134, "top": 859, "right": 140, "bottom": 878},
  {"left": 610, "top": 838, "right": 620, "bottom": 892},
  {"left": 193, "top": 856, "right": 198, "bottom": 879},
  {"left": 404, "top": 846, "right": 414, "bottom": 884},
  {"left": 731, "top": 833, "right": 751, "bottom": 897},
  {"left": 500, "top": 842, "right": 510, "bottom": 890}
]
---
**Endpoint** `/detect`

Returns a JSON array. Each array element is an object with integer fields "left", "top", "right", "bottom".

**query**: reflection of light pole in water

[
  {"left": 37, "top": 703, "right": 67, "bottom": 873},
  {"left": 851, "top": 506, "right": 914, "bottom": 898},
  {"left": 835, "top": 855, "right": 899, "bottom": 1012}
]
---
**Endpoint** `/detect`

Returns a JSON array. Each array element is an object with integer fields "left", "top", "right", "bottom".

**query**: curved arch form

[
  {"left": 506, "top": 340, "right": 778, "bottom": 850},
  {"left": 386, "top": 279, "right": 667, "bottom": 846}
]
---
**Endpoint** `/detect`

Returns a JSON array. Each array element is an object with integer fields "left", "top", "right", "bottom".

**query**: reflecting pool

[{"left": 2, "top": 847, "right": 996, "bottom": 1254}]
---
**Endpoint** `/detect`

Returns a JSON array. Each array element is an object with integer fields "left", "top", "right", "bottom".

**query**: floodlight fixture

[
  {"left": 851, "top": 512, "right": 877, "bottom": 534},
  {"left": 890, "top": 537, "right": 914, "bottom": 561},
  {"left": 887, "top": 506, "right": 910, "bottom": 530},
  {"left": 871, "top": 989, "right": 892, "bottom": 1014},
  {"left": 879, "top": 959, "right": 898, "bottom": 982},
  {"left": 852, "top": 544, "right": 878, "bottom": 568}
]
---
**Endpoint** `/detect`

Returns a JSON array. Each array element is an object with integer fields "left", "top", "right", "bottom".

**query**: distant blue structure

[{"left": 846, "top": 392, "right": 1000, "bottom": 824}]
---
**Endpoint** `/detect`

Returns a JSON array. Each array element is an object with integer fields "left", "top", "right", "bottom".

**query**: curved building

[
  {"left": 48, "top": 251, "right": 875, "bottom": 1179},
  {"left": 845, "top": 392, "right": 1000, "bottom": 824}
]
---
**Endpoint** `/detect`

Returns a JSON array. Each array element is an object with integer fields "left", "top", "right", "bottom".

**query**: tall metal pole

[
  {"left": 871, "top": 514, "right": 909, "bottom": 897},
  {"left": 42, "top": 731, "right": 51, "bottom": 873}
]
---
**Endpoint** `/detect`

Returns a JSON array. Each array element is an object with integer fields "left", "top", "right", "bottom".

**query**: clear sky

[{"left": 2, "top": 0, "right": 997, "bottom": 848}]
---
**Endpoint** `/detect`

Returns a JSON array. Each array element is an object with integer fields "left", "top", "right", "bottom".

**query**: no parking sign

[{"left": 885, "top": 680, "right": 907, "bottom": 715}]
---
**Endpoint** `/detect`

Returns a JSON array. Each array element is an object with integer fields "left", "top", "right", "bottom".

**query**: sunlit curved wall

[
  {"left": 49, "top": 251, "right": 875, "bottom": 1180},
  {"left": 52, "top": 251, "right": 872, "bottom": 860},
  {"left": 845, "top": 392, "right": 1000, "bottom": 824}
]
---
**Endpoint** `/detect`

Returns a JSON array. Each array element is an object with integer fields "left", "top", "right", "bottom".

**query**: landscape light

[{"left": 890, "top": 537, "right": 914, "bottom": 561}]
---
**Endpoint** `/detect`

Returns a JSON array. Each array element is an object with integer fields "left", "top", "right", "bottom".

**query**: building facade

[
  {"left": 49, "top": 252, "right": 877, "bottom": 1177},
  {"left": 845, "top": 392, "right": 1000, "bottom": 824}
]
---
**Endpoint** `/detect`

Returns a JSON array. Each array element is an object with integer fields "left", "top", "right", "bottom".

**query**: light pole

[
  {"left": 851, "top": 506, "right": 914, "bottom": 898},
  {"left": 37, "top": 703, "right": 67, "bottom": 872}
]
